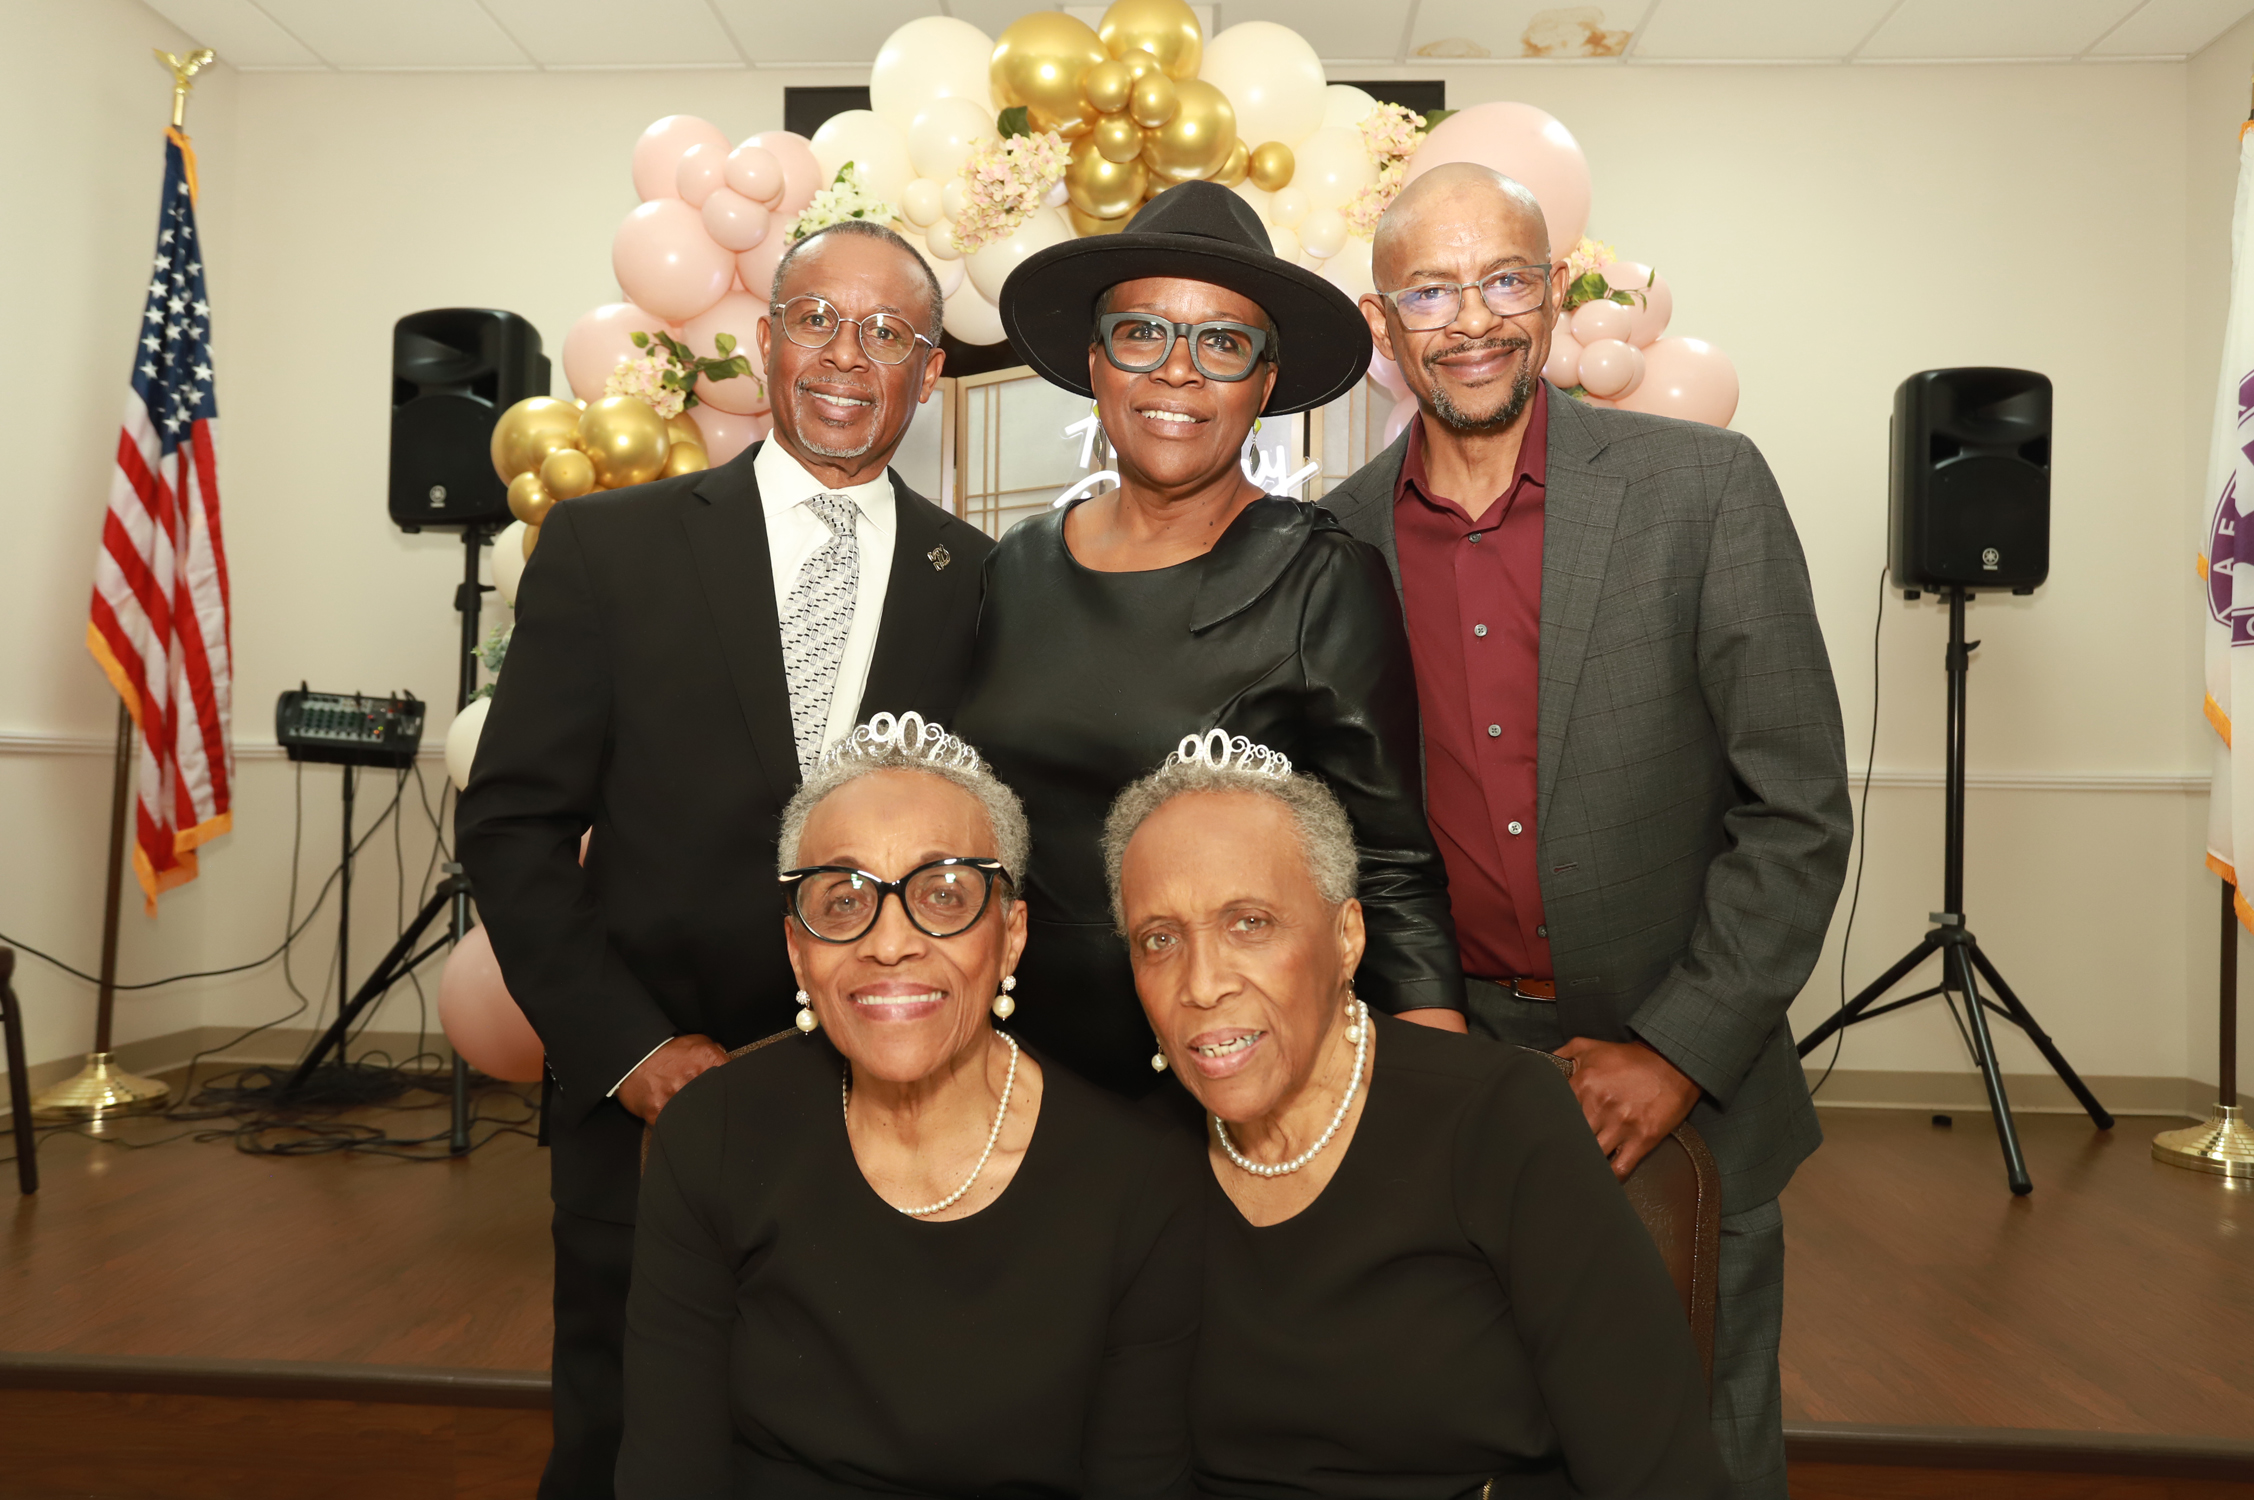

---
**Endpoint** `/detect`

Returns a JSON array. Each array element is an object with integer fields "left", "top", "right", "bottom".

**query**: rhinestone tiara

[
  {"left": 816, "top": 711, "right": 983, "bottom": 773},
  {"left": 1164, "top": 729, "right": 1293, "bottom": 779}
]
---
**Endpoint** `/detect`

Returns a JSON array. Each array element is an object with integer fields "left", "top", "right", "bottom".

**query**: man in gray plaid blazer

[{"left": 1324, "top": 164, "right": 1851, "bottom": 1497}]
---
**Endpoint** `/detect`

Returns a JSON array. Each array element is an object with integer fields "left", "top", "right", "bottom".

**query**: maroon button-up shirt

[{"left": 1393, "top": 385, "right": 1553, "bottom": 981}]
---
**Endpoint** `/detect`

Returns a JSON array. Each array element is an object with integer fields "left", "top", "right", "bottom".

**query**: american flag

[{"left": 87, "top": 126, "right": 233, "bottom": 908}]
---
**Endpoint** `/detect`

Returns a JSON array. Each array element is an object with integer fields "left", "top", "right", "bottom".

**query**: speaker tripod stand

[{"left": 1797, "top": 587, "right": 2112, "bottom": 1195}]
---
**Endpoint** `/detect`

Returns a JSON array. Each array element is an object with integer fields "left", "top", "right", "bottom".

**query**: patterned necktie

[{"left": 781, "top": 492, "right": 860, "bottom": 770}]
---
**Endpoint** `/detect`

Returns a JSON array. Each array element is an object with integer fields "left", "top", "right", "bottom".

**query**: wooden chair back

[{"left": 2, "top": 950, "right": 38, "bottom": 1194}]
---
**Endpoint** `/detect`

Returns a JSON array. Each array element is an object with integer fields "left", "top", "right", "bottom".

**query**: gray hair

[
  {"left": 777, "top": 715, "right": 1030, "bottom": 885},
  {"left": 771, "top": 218, "right": 945, "bottom": 344},
  {"left": 1101, "top": 757, "right": 1357, "bottom": 931}
]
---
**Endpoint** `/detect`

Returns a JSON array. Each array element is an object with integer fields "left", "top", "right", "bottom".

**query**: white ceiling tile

[
  {"left": 708, "top": 0, "right": 941, "bottom": 64},
  {"left": 481, "top": 0, "right": 742, "bottom": 66},
  {"left": 253, "top": 0, "right": 531, "bottom": 69},
  {"left": 1859, "top": 0, "right": 2138, "bottom": 58},
  {"left": 139, "top": 0, "right": 325, "bottom": 68},
  {"left": 1409, "top": 0, "right": 1647, "bottom": 60},
  {"left": 2087, "top": 0, "right": 2254, "bottom": 55},
  {"left": 1634, "top": 0, "right": 1897, "bottom": 59},
  {"left": 1214, "top": 1, "right": 1414, "bottom": 63}
]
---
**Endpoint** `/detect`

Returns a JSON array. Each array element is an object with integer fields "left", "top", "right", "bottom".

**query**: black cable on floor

[{"left": 1811, "top": 562, "right": 1888, "bottom": 1097}]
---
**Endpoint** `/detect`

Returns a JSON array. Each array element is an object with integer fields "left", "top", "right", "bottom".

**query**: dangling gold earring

[
  {"left": 1150, "top": 1038, "right": 1169, "bottom": 1073},
  {"left": 992, "top": 974, "right": 1017, "bottom": 1020},
  {"left": 795, "top": 990, "right": 819, "bottom": 1033}
]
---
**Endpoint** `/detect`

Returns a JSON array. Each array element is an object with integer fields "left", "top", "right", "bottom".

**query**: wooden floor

[{"left": 4, "top": 1085, "right": 2251, "bottom": 1494}]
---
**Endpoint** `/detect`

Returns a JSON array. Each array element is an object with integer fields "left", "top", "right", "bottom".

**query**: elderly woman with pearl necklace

[
  {"left": 619, "top": 715, "right": 1203, "bottom": 1499},
  {"left": 1107, "top": 733, "right": 1726, "bottom": 1500}
]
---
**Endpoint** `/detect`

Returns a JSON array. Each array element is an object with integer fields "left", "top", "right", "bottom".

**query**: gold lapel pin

[{"left": 927, "top": 545, "right": 951, "bottom": 572}]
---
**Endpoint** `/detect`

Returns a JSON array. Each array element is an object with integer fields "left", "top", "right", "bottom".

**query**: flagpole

[{"left": 29, "top": 48, "right": 218, "bottom": 1122}]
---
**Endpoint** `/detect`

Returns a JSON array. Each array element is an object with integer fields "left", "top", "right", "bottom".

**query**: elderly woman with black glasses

[
  {"left": 618, "top": 714, "right": 1202, "bottom": 1499},
  {"left": 954, "top": 181, "right": 1464, "bottom": 1103}
]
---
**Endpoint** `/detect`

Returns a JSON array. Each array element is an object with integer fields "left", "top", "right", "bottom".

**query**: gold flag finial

[{"left": 155, "top": 47, "right": 215, "bottom": 130}]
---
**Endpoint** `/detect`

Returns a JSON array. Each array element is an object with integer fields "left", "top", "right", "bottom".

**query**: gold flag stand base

[
  {"left": 2152, "top": 1104, "right": 2254, "bottom": 1180},
  {"left": 30, "top": 1051, "right": 170, "bottom": 1121}
]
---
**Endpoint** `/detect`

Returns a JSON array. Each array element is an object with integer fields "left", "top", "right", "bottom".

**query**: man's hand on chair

[
  {"left": 618, "top": 1034, "right": 729, "bottom": 1124},
  {"left": 1553, "top": 1037, "right": 1701, "bottom": 1180}
]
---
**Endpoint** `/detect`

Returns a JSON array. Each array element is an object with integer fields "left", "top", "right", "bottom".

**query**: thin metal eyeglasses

[
  {"left": 1094, "top": 312, "right": 1270, "bottom": 381},
  {"left": 779, "top": 857, "right": 1012, "bottom": 944},
  {"left": 1373, "top": 264, "right": 1555, "bottom": 332},
  {"left": 772, "top": 295, "right": 934, "bottom": 366}
]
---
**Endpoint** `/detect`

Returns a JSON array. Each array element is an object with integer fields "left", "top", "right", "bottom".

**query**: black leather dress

[{"left": 955, "top": 496, "right": 1463, "bottom": 1097}]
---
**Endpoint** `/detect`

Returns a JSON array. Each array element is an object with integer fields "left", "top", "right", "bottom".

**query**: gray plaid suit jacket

[{"left": 1325, "top": 389, "right": 1851, "bottom": 1210}]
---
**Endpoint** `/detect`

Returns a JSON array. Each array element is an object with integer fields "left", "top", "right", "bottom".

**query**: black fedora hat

[{"left": 997, "top": 181, "right": 1371, "bottom": 415}]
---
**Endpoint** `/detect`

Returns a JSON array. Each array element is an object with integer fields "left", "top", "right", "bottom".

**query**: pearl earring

[
  {"left": 992, "top": 974, "right": 1017, "bottom": 1020},
  {"left": 1343, "top": 994, "right": 1364, "bottom": 1044},
  {"left": 1150, "top": 1039, "right": 1169, "bottom": 1073},
  {"left": 795, "top": 990, "right": 819, "bottom": 1033}
]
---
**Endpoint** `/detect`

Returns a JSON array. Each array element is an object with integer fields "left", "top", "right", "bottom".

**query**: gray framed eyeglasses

[
  {"left": 779, "top": 857, "right": 1012, "bottom": 944},
  {"left": 1095, "top": 312, "right": 1270, "bottom": 382},
  {"left": 1373, "top": 264, "right": 1556, "bottom": 332},
  {"left": 772, "top": 295, "right": 934, "bottom": 366}
]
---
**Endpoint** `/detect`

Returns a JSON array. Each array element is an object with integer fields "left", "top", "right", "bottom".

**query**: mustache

[{"left": 1423, "top": 336, "right": 1528, "bottom": 372}]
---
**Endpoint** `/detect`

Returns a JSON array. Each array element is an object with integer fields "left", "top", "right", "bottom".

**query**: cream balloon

[
  {"left": 1266, "top": 223, "right": 1302, "bottom": 263},
  {"left": 965, "top": 207, "right": 1074, "bottom": 304},
  {"left": 1298, "top": 207, "right": 1347, "bottom": 260},
  {"left": 809, "top": 110, "right": 916, "bottom": 205},
  {"left": 1268, "top": 185, "right": 1309, "bottom": 229},
  {"left": 941, "top": 179, "right": 970, "bottom": 222},
  {"left": 1319, "top": 236, "right": 1375, "bottom": 300},
  {"left": 444, "top": 696, "right": 491, "bottom": 793},
  {"left": 925, "top": 218, "right": 962, "bottom": 260},
  {"left": 1230, "top": 180, "right": 1273, "bottom": 222},
  {"left": 1291, "top": 127, "right": 1376, "bottom": 212},
  {"left": 1322, "top": 84, "right": 1380, "bottom": 132},
  {"left": 901, "top": 178, "right": 945, "bottom": 229},
  {"left": 871, "top": 16, "right": 996, "bottom": 134},
  {"left": 943, "top": 283, "right": 1009, "bottom": 346},
  {"left": 908, "top": 96, "right": 997, "bottom": 183},
  {"left": 901, "top": 228, "right": 967, "bottom": 298},
  {"left": 491, "top": 522, "right": 530, "bottom": 607},
  {"left": 1200, "top": 22, "right": 1327, "bottom": 150}
]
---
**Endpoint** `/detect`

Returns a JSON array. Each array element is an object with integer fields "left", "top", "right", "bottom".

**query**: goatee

[{"left": 1424, "top": 340, "right": 1537, "bottom": 434}]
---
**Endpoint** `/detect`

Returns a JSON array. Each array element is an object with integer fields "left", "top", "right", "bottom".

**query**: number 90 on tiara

[{"left": 1165, "top": 730, "right": 1293, "bottom": 779}]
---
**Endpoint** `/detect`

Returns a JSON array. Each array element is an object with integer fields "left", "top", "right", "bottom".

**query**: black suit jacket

[{"left": 457, "top": 442, "right": 994, "bottom": 1223}]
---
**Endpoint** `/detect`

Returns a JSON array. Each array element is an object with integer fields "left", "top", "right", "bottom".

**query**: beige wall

[{"left": 2, "top": 6, "right": 2240, "bottom": 1099}]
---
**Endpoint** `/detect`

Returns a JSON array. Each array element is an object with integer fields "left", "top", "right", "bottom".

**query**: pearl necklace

[
  {"left": 843, "top": 1031, "right": 1021, "bottom": 1218},
  {"left": 1213, "top": 999, "right": 1368, "bottom": 1179}
]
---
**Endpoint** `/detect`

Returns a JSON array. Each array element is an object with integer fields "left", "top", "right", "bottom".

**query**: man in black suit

[{"left": 457, "top": 220, "right": 993, "bottom": 1499}]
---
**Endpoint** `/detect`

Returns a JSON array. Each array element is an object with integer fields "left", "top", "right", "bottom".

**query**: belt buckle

[{"left": 1508, "top": 977, "right": 1558, "bottom": 1003}]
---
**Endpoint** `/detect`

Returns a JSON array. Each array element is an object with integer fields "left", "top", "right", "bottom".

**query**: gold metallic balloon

[
  {"left": 1067, "top": 203, "right": 1131, "bottom": 236},
  {"left": 1098, "top": 0, "right": 1202, "bottom": 81},
  {"left": 1093, "top": 112, "right": 1143, "bottom": 165},
  {"left": 663, "top": 441, "right": 710, "bottom": 478},
  {"left": 1066, "top": 135, "right": 1150, "bottom": 221},
  {"left": 539, "top": 447, "right": 596, "bottom": 501},
  {"left": 1128, "top": 71, "right": 1177, "bottom": 129},
  {"left": 523, "top": 523, "right": 541, "bottom": 559},
  {"left": 507, "top": 471, "right": 555, "bottom": 528},
  {"left": 991, "top": 13, "right": 1108, "bottom": 138},
  {"left": 1249, "top": 140, "right": 1295, "bottom": 193},
  {"left": 1082, "top": 58, "right": 1133, "bottom": 116},
  {"left": 1216, "top": 137, "right": 1251, "bottom": 188},
  {"left": 489, "top": 396, "right": 582, "bottom": 484},
  {"left": 664, "top": 411, "right": 705, "bottom": 449},
  {"left": 1140, "top": 79, "right": 1234, "bottom": 184},
  {"left": 577, "top": 396, "right": 671, "bottom": 490},
  {"left": 1119, "top": 49, "right": 1161, "bottom": 80}
]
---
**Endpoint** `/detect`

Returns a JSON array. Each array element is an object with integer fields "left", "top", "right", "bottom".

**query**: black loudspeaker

[
  {"left": 389, "top": 309, "right": 550, "bottom": 532},
  {"left": 1888, "top": 367, "right": 2051, "bottom": 596}
]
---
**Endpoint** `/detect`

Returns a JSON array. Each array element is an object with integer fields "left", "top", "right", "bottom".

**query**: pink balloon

[
  {"left": 1570, "top": 299, "right": 1633, "bottom": 347},
  {"left": 725, "top": 144, "right": 785, "bottom": 208},
  {"left": 680, "top": 291, "right": 770, "bottom": 415},
  {"left": 1601, "top": 261, "right": 1673, "bottom": 348},
  {"left": 613, "top": 199, "right": 736, "bottom": 322},
  {"left": 1576, "top": 338, "right": 1643, "bottom": 399},
  {"left": 735, "top": 233, "right": 790, "bottom": 307},
  {"left": 701, "top": 188, "right": 770, "bottom": 254},
  {"left": 693, "top": 406, "right": 768, "bottom": 465},
  {"left": 562, "top": 302, "right": 674, "bottom": 403},
  {"left": 1405, "top": 103, "right": 1591, "bottom": 259},
  {"left": 1542, "top": 327, "right": 1582, "bottom": 388},
  {"left": 675, "top": 140, "right": 728, "bottom": 207},
  {"left": 742, "top": 131, "right": 822, "bottom": 220},
  {"left": 1367, "top": 349, "right": 1408, "bottom": 397},
  {"left": 1382, "top": 392, "right": 1420, "bottom": 447},
  {"left": 437, "top": 926, "right": 545, "bottom": 1083},
  {"left": 1614, "top": 338, "right": 1738, "bottom": 427},
  {"left": 632, "top": 115, "right": 729, "bottom": 203}
]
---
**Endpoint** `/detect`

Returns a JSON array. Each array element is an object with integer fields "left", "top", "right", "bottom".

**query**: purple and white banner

[{"left": 2201, "top": 128, "right": 2254, "bottom": 925}]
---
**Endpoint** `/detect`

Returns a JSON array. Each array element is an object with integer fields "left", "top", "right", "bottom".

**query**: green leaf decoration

[
  {"left": 683, "top": 394, "right": 701, "bottom": 409},
  {"left": 998, "top": 105, "right": 1031, "bottom": 139},
  {"left": 714, "top": 332, "right": 736, "bottom": 356},
  {"left": 1609, "top": 290, "right": 1635, "bottom": 307},
  {"left": 629, "top": 331, "right": 649, "bottom": 348},
  {"left": 1422, "top": 108, "right": 1456, "bottom": 131},
  {"left": 833, "top": 162, "right": 855, "bottom": 185}
]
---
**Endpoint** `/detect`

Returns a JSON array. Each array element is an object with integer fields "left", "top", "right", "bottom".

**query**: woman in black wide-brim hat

[{"left": 953, "top": 181, "right": 1466, "bottom": 1101}]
